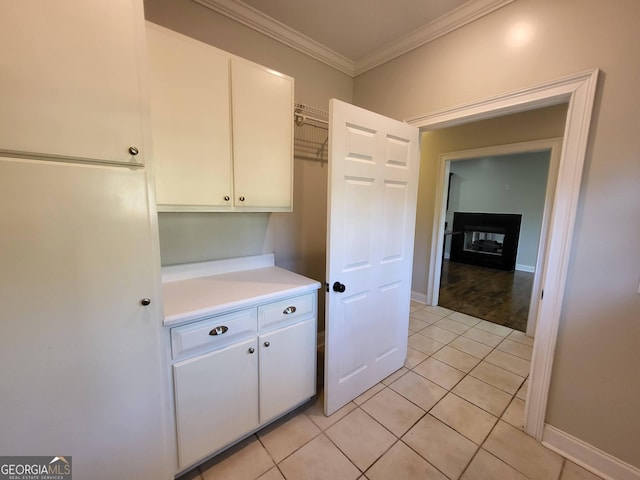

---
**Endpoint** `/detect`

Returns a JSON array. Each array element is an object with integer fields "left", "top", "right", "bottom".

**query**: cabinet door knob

[
  {"left": 128, "top": 146, "right": 139, "bottom": 155},
  {"left": 239, "top": 196, "right": 245, "bottom": 202},
  {"left": 283, "top": 306, "right": 297, "bottom": 315},
  {"left": 140, "top": 298, "right": 151, "bottom": 306},
  {"left": 264, "top": 341, "right": 270, "bottom": 348},
  {"left": 224, "top": 195, "right": 230, "bottom": 201},
  {"left": 248, "top": 347, "right": 255, "bottom": 354}
]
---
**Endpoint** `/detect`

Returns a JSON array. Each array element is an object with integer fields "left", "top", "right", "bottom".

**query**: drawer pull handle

[
  {"left": 209, "top": 325, "right": 228, "bottom": 336},
  {"left": 283, "top": 306, "right": 297, "bottom": 315},
  {"left": 248, "top": 347, "right": 255, "bottom": 354}
]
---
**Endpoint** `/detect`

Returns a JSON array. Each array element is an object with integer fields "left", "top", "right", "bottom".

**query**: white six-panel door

[{"left": 324, "top": 99, "right": 420, "bottom": 415}]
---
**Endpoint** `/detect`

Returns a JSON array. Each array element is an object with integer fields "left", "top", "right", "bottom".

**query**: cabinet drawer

[
  {"left": 258, "top": 293, "right": 315, "bottom": 330},
  {"left": 171, "top": 308, "right": 256, "bottom": 360}
]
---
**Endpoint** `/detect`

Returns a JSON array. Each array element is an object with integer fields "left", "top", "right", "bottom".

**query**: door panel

[
  {"left": 375, "top": 281, "right": 404, "bottom": 359},
  {"left": 325, "top": 99, "right": 420, "bottom": 415},
  {"left": 343, "top": 177, "right": 375, "bottom": 269},
  {"left": 381, "top": 181, "right": 409, "bottom": 262}
]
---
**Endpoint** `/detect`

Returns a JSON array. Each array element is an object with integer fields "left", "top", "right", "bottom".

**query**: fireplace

[{"left": 449, "top": 212, "right": 522, "bottom": 271}]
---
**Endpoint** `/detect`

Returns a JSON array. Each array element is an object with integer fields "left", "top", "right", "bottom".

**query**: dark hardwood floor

[{"left": 438, "top": 260, "right": 534, "bottom": 332}]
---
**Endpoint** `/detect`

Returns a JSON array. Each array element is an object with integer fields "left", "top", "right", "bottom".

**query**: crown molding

[
  {"left": 355, "top": 0, "right": 515, "bottom": 75},
  {"left": 193, "top": 0, "right": 514, "bottom": 77},
  {"left": 193, "top": 0, "right": 355, "bottom": 75}
]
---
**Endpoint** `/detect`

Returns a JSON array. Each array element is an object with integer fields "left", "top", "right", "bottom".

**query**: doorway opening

[
  {"left": 435, "top": 142, "right": 562, "bottom": 335},
  {"left": 407, "top": 68, "right": 599, "bottom": 440}
]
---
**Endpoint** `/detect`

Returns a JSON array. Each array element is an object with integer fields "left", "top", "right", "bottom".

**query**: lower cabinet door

[
  {"left": 173, "top": 337, "right": 259, "bottom": 469},
  {"left": 259, "top": 319, "right": 316, "bottom": 423}
]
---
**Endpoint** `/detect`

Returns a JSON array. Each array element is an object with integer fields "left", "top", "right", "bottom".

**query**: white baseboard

[
  {"left": 516, "top": 263, "right": 535, "bottom": 273},
  {"left": 411, "top": 291, "right": 428, "bottom": 305},
  {"left": 542, "top": 424, "right": 640, "bottom": 480}
]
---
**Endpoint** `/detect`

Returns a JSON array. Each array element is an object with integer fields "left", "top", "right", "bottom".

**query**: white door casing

[
  {"left": 407, "top": 69, "right": 599, "bottom": 440},
  {"left": 324, "top": 99, "right": 420, "bottom": 415}
]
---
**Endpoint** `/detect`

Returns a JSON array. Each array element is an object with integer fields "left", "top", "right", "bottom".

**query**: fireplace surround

[{"left": 450, "top": 212, "right": 522, "bottom": 271}]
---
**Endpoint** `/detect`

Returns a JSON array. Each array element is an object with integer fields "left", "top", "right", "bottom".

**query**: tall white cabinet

[
  {"left": 0, "top": 2, "right": 171, "bottom": 479},
  {"left": 0, "top": 1, "right": 147, "bottom": 165},
  {"left": 146, "top": 23, "right": 294, "bottom": 212}
]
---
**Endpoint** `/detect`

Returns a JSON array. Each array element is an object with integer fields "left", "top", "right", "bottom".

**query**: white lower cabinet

[
  {"left": 259, "top": 318, "right": 316, "bottom": 424},
  {"left": 174, "top": 337, "right": 259, "bottom": 469},
  {"left": 170, "top": 293, "right": 317, "bottom": 471}
]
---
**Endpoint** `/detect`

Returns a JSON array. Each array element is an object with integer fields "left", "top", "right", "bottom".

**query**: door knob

[
  {"left": 140, "top": 298, "right": 151, "bottom": 306},
  {"left": 332, "top": 282, "right": 346, "bottom": 293}
]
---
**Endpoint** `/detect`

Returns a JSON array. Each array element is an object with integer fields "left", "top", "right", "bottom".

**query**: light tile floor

[{"left": 180, "top": 303, "right": 604, "bottom": 480}]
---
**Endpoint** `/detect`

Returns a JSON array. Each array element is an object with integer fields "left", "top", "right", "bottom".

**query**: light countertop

[{"left": 161, "top": 255, "right": 321, "bottom": 326}]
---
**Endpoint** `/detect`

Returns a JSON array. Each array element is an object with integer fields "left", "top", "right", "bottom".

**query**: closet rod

[
  {"left": 294, "top": 112, "right": 328, "bottom": 126},
  {"left": 294, "top": 103, "right": 329, "bottom": 126}
]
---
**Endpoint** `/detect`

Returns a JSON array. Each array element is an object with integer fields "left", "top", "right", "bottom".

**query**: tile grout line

[
  {"left": 401, "top": 313, "right": 533, "bottom": 478},
  {"left": 407, "top": 307, "right": 542, "bottom": 480},
  {"left": 408, "top": 327, "right": 528, "bottom": 399},
  {"left": 323, "top": 405, "right": 403, "bottom": 477},
  {"left": 200, "top": 305, "right": 532, "bottom": 480},
  {"left": 374, "top": 353, "right": 519, "bottom": 478}
]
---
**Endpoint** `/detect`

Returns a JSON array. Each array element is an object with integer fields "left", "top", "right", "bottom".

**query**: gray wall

[
  {"left": 446, "top": 151, "right": 551, "bottom": 270},
  {"left": 354, "top": 0, "right": 640, "bottom": 468}
]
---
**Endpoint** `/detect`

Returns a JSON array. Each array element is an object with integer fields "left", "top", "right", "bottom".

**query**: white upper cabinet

[
  {"left": 0, "top": 1, "right": 146, "bottom": 165},
  {"left": 231, "top": 58, "right": 294, "bottom": 210},
  {"left": 146, "top": 23, "right": 294, "bottom": 212},
  {"left": 146, "top": 23, "right": 233, "bottom": 207}
]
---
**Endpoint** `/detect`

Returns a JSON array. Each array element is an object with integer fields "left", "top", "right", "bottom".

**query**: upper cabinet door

[
  {"left": 147, "top": 23, "right": 233, "bottom": 208},
  {"left": 0, "top": 1, "right": 146, "bottom": 165},
  {"left": 231, "top": 58, "right": 294, "bottom": 210}
]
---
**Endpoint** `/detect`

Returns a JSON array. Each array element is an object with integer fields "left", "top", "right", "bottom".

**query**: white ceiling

[
  {"left": 194, "top": 0, "right": 514, "bottom": 76},
  {"left": 240, "top": 0, "right": 470, "bottom": 60}
]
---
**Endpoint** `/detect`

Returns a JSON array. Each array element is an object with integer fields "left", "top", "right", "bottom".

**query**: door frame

[
  {"left": 430, "top": 137, "right": 563, "bottom": 338},
  {"left": 406, "top": 69, "right": 599, "bottom": 440}
]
